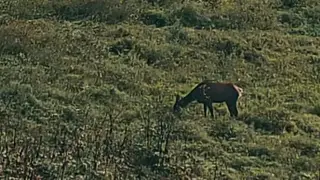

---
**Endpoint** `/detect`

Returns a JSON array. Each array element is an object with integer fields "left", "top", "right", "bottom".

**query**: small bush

[
  {"left": 292, "top": 157, "right": 318, "bottom": 172},
  {"left": 51, "top": 0, "right": 140, "bottom": 23},
  {"left": 1, "top": 0, "right": 50, "bottom": 19},
  {"left": 141, "top": 48, "right": 166, "bottom": 66},
  {"left": 0, "top": 14, "right": 14, "bottom": 25},
  {"left": 109, "top": 27, "right": 131, "bottom": 39},
  {"left": 287, "top": 28, "right": 307, "bottom": 36},
  {"left": 213, "top": 38, "right": 243, "bottom": 56},
  {"left": 310, "top": 104, "right": 320, "bottom": 116},
  {"left": 280, "top": 0, "right": 306, "bottom": 8},
  {"left": 141, "top": 10, "right": 171, "bottom": 27},
  {"left": 109, "top": 38, "right": 136, "bottom": 55},
  {"left": 244, "top": 111, "right": 296, "bottom": 135},
  {"left": 0, "top": 27, "right": 28, "bottom": 56},
  {"left": 303, "top": 7, "right": 320, "bottom": 25},
  {"left": 171, "top": 4, "right": 214, "bottom": 29},
  {"left": 145, "top": 0, "right": 182, "bottom": 7},
  {"left": 289, "top": 137, "right": 320, "bottom": 157},
  {"left": 246, "top": 173, "right": 275, "bottom": 180},
  {"left": 230, "top": 157, "right": 255, "bottom": 171},
  {"left": 278, "top": 12, "right": 305, "bottom": 28},
  {"left": 166, "top": 25, "right": 190, "bottom": 44},
  {"left": 247, "top": 146, "right": 274, "bottom": 160},
  {"left": 137, "top": 44, "right": 179, "bottom": 69},
  {"left": 217, "top": 0, "right": 278, "bottom": 30},
  {"left": 243, "top": 50, "right": 267, "bottom": 65},
  {"left": 209, "top": 119, "right": 238, "bottom": 140}
]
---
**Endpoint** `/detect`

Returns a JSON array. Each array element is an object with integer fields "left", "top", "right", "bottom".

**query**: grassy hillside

[{"left": 1, "top": 0, "right": 320, "bottom": 179}]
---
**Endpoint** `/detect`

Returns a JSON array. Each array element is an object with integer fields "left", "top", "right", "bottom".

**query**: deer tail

[{"left": 233, "top": 85, "right": 243, "bottom": 97}]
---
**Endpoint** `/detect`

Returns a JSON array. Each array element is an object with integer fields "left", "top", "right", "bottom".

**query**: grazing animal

[{"left": 173, "top": 80, "right": 243, "bottom": 118}]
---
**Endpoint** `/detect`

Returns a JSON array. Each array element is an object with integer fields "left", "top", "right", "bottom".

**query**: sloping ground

[{"left": 0, "top": 0, "right": 320, "bottom": 179}]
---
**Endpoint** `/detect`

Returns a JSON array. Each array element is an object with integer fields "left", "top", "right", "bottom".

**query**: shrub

[
  {"left": 140, "top": 10, "right": 171, "bottom": 27},
  {"left": 109, "top": 38, "right": 137, "bottom": 55},
  {"left": 303, "top": 6, "right": 320, "bottom": 25},
  {"left": 243, "top": 50, "right": 267, "bottom": 65},
  {"left": 243, "top": 111, "right": 296, "bottom": 135},
  {"left": 247, "top": 146, "right": 274, "bottom": 160},
  {"left": 213, "top": 38, "right": 243, "bottom": 56},
  {"left": 0, "top": 14, "right": 14, "bottom": 25},
  {"left": 216, "top": 0, "right": 278, "bottom": 30},
  {"left": 166, "top": 24, "right": 190, "bottom": 44},
  {"left": 1, "top": 0, "right": 50, "bottom": 19},
  {"left": 0, "top": 25, "right": 28, "bottom": 56},
  {"left": 292, "top": 157, "right": 318, "bottom": 172},
  {"left": 145, "top": 0, "right": 182, "bottom": 7},
  {"left": 288, "top": 137, "right": 320, "bottom": 157},
  {"left": 141, "top": 47, "right": 166, "bottom": 66},
  {"left": 309, "top": 103, "right": 320, "bottom": 116},
  {"left": 209, "top": 119, "right": 238, "bottom": 140},
  {"left": 280, "top": 0, "right": 305, "bottom": 8},
  {"left": 278, "top": 12, "right": 305, "bottom": 28},
  {"left": 171, "top": 4, "right": 214, "bottom": 29},
  {"left": 137, "top": 43, "right": 179, "bottom": 69},
  {"left": 50, "top": 0, "right": 141, "bottom": 23}
]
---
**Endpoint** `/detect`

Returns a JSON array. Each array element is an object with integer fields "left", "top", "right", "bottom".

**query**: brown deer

[{"left": 173, "top": 80, "right": 243, "bottom": 118}]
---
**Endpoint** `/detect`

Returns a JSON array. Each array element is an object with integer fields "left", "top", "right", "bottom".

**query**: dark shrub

[
  {"left": 51, "top": 0, "right": 139, "bottom": 24},
  {"left": 278, "top": 12, "right": 305, "bottom": 28},
  {"left": 141, "top": 10, "right": 171, "bottom": 28},
  {"left": 172, "top": 5, "right": 213, "bottom": 29},
  {"left": 109, "top": 38, "right": 136, "bottom": 55}
]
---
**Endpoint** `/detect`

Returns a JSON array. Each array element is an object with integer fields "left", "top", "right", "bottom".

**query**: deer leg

[
  {"left": 207, "top": 103, "right": 214, "bottom": 118},
  {"left": 226, "top": 101, "right": 238, "bottom": 117},
  {"left": 203, "top": 103, "right": 207, "bottom": 117}
]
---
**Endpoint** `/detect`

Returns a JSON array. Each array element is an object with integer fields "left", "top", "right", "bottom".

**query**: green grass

[{"left": 0, "top": 0, "right": 320, "bottom": 179}]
